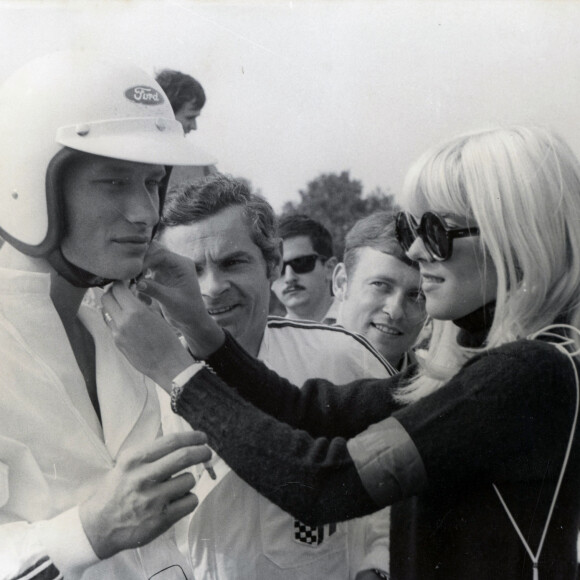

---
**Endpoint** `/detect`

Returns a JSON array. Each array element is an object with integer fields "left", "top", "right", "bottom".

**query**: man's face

[
  {"left": 271, "top": 235, "right": 332, "bottom": 319},
  {"left": 335, "top": 247, "right": 426, "bottom": 366},
  {"left": 60, "top": 154, "right": 164, "bottom": 280},
  {"left": 160, "top": 206, "right": 277, "bottom": 355},
  {"left": 174, "top": 99, "right": 201, "bottom": 134}
]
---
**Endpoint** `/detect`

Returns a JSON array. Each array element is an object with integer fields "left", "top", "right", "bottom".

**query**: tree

[{"left": 280, "top": 171, "right": 394, "bottom": 258}]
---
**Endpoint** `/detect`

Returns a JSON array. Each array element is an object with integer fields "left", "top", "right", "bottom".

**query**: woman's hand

[
  {"left": 101, "top": 281, "right": 194, "bottom": 391},
  {"left": 135, "top": 241, "right": 225, "bottom": 358}
]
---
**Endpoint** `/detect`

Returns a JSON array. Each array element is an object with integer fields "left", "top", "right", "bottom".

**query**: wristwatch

[{"left": 170, "top": 362, "right": 206, "bottom": 412}]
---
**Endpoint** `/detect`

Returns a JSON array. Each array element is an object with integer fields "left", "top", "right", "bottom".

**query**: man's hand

[
  {"left": 102, "top": 281, "right": 194, "bottom": 390},
  {"left": 136, "top": 241, "right": 225, "bottom": 358},
  {"left": 80, "top": 431, "right": 211, "bottom": 560}
]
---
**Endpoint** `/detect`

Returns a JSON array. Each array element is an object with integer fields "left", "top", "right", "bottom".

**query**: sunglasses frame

[
  {"left": 395, "top": 211, "right": 480, "bottom": 261},
  {"left": 281, "top": 253, "right": 325, "bottom": 275}
]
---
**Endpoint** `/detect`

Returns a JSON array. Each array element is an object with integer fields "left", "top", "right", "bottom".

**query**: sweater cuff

[
  {"left": 171, "top": 363, "right": 205, "bottom": 387},
  {"left": 347, "top": 417, "right": 427, "bottom": 506},
  {"left": 206, "top": 330, "right": 259, "bottom": 381},
  {"left": 175, "top": 365, "right": 248, "bottom": 439},
  {"left": 36, "top": 507, "right": 99, "bottom": 575}
]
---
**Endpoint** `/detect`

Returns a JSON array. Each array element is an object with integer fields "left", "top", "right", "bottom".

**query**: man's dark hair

[
  {"left": 343, "top": 211, "right": 417, "bottom": 275},
  {"left": 155, "top": 69, "right": 206, "bottom": 113},
  {"left": 278, "top": 214, "right": 334, "bottom": 259},
  {"left": 159, "top": 174, "right": 280, "bottom": 274}
]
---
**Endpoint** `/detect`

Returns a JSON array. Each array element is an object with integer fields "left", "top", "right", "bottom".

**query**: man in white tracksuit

[
  {"left": 159, "top": 175, "right": 395, "bottom": 580},
  {"left": 0, "top": 51, "right": 212, "bottom": 579}
]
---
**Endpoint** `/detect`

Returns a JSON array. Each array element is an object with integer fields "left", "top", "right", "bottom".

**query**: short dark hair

[
  {"left": 343, "top": 211, "right": 417, "bottom": 275},
  {"left": 278, "top": 214, "right": 334, "bottom": 258},
  {"left": 159, "top": 174, "right": 280, "bottom": 274},
  {"left": 155, "top": 69, "right": 206, "bottom": 113}
]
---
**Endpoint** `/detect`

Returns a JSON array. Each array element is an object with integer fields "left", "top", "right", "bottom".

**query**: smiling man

[
  {"left": 333, "top": 212, "right": 428, "bottom": 370},
  {"left": 158, "top": 175, "right": 395, "bottom": 580}
]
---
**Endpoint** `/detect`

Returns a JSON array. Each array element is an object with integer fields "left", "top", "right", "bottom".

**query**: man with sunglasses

[
  {"left": 272, "top": 214, "right": 337, "bottom": 322},
  {"left": 158, "top": 175, "right": 394, "bottom": 580}
]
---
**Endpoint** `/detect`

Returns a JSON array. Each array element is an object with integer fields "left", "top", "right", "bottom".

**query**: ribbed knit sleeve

[
  {"left": 174, "top": 366, "right": 380, "bottom": 524},
  {"left": 206, "top": 331, "right": 404, "bottom": 438},
  {"left": 178, "top": 335, "right": 578, "bottom": 526}
]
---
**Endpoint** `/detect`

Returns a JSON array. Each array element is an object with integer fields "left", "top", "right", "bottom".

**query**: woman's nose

[{"left": 406, "top": 236, "right": 431, "bottom": 263}]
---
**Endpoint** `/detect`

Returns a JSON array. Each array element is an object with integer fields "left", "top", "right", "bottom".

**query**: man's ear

[
  {"left": 332, "top": 262, "right": 348, "bottom": 301},
  {"left": 324, "top": 256, "right": 338, "bottom": 282},
  {"left": 268, "top": 238, "right": 284, "bottom": 282}
]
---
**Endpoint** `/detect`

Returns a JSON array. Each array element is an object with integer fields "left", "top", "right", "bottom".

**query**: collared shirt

[{"left": 0, "top": 268, "right": 192, "bottom": 579}]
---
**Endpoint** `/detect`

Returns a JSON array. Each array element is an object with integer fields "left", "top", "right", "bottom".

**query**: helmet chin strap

[{"left": 47, "top": 246, "right": 115, "bottom": 288}]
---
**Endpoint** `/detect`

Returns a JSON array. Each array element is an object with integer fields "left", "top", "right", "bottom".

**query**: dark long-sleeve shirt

[{"left": 175, "top": 331, "right": 580, "bottom": 579}]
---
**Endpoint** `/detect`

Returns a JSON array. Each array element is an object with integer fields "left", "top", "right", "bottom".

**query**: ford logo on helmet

[{"left": 124, "top": 86, "right": 164, "bottom": 105}]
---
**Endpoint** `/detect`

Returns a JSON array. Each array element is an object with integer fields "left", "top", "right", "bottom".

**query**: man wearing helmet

[{"left": 0, "top": 52, "right": 213, "bottom": 579}]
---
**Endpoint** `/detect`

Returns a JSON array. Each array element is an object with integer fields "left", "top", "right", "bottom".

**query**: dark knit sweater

[{"left": 176, "top": 324, "right": 580, "bottom": 579}]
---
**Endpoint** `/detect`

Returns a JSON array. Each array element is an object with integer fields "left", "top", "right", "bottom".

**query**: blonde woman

[{"left": 105, "top": 126, "right": 580, "bottom": 579}]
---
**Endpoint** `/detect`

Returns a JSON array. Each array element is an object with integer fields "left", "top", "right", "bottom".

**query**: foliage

[{"left": 280, "top": 171, "right": 395, "bottom": 258}]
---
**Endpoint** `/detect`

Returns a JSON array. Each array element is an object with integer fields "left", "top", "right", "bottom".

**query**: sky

[{"left": 1, "top": 0, "right": 580, "bottom": 211}]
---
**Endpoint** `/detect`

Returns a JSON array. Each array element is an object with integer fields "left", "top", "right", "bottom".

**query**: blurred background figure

[
  {"left": 332, "top": 212, "right": 427, "bottom": 370},
  {"left": 155, "top": 68, "right": 206, "bottom": 134},
  {"left": 272, "top": 214, "right": 337, "bottom": 322},
  {"left": 156, "top": 68, "right": 217, "bottom": 185}
]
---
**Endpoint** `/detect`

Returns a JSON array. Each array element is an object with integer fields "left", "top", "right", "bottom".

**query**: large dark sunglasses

[
  {"left": 395, "top": 211, "right": 480, "bottom": 261},
  {"left": 281, "top": 254, "right": 324, "bottom": 274}
]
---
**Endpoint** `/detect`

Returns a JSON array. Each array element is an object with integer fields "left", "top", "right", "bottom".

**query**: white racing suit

[{"left": 0, "top": 268, "right": 193, "bottom": 580}]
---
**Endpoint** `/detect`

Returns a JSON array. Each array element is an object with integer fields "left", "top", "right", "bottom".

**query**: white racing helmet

[{"left": 0, "top": 50, "right": 216, "bottom": 258}]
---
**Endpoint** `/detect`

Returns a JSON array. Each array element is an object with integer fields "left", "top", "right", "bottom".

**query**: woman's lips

[{"left": 421, "top": 273, "right": 445, "bottom": 291}]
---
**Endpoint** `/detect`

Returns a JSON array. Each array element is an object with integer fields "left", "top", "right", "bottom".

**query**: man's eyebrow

[
  {"left": 217, "top": 250, "right": 254, "bottom": 261},
  {"left": 367, "top": 274, "right": 420, "bottom": 288},
  {"left": 367, "top": 274, "right": 395, "bottom": 283}
]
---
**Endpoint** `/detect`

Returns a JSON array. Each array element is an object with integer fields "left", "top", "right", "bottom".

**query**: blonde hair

[{"left": 396, "top": 126, "right": 580, "bottom": 403}]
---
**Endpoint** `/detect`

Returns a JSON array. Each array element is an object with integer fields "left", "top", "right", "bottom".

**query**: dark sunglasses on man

[
  {"left": 395, "top": 211, "right": 479, "bottom": 262},
  {"left": 281, "top": 254, "right": 326, "bottom": 275}
]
